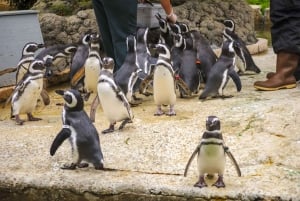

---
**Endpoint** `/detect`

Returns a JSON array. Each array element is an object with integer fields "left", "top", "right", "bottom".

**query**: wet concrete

[{"left": 0, "top": 46, "right": 299, "bottom": 200}]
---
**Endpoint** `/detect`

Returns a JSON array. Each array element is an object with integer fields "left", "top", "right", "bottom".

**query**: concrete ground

[{"left": 0, "top": 45, "right": 299, "bottom": 200}]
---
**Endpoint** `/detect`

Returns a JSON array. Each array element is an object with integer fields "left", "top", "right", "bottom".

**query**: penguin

[
  {"left": 83, "top": 33, "right": 102, "bottom": 101},
  {"left": 34, "top": 44, "right": 78, "bottom": 106},
  {"left": 35, "top": 43, "right": 77, "bottom": 76},
  {"left": 16, "top": 42, "right": 44, "bottom": 84},
  {"left": 97, "top": 57, "right": 134, "bottom": 134},
  {"left": 152, "top": 43, "right": 176, "bottom": 116},
  {"left": 199, "top": 39, "right": 242, "bottom": 100},
  {"left": 184, "top": 115, "right": 241, "bottom": 188},
  {"left": 69, "top": 33, "right": 91, "bottom": 90},
  {"left": 178, "top": 35, "right": 202, "bottom": 97},
  {"left": 155, "top": 13, "right": 174, "bottom": 48},
  {"left": 114, "top": 35, "right": 146, "bottom": 106},
  {"left": 185, "top": 30, "right": 218, "bottom": 83},
  {"left": 223, "top": 19, "right": 261, "bottom": 74},
  {"left": 50, "top": 89, "right": 104, "bottom": 170},
  {"left": 11, "top": 60, "right": 45, "bottom": 125},
  {"left": 136, "top": 27, "right": 157, "bottom": 75}
]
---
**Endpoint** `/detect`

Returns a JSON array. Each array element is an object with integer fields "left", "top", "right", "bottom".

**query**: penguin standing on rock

[
  {"left": 11, "top": 60, "right": 45, "bottom": 125},
  {"left": 50, "top": 89, "right": 104, "bottom": 170},
  {"left": 199, "top": 39, "right": 242, "bottom": 100},
  {"left": 184, "top": 116, "right": 241, "bottom": 188},
  {"left": 152, "top": 43, "right": 176, "bottom": 116},
  {"left": 97, "top": 57, "right": 133, "bottom": 134}
]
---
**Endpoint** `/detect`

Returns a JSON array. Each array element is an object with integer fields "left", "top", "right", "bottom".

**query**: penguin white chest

[
  {"left": 153, "top": 64, "right": 176, "bottom": 105},
  {"left": 198, "top": 144, "right": 225, "bottom": 175},
  {"left": 85, "top": 58, "right": 101, "bottom": 92},
  {"left": 97, "top": 82, "right": 130, "bottom": 123},
  {"left": 12, "top": 78, "right": 43, "bottom": 115}
]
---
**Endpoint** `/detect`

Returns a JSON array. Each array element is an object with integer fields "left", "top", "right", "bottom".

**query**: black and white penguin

[
  {"left": 185, "top": 30, "right": 217, "bottom": 83},
  {"left": 114, "top": 35, "right": 145, "bottom": 106},
  {"left": 15, "top": 42, "right": 44, "bottom": 84},
  {"left": 136, "top": 27, "right": 157, "bottom": 75},
  {"left": 97, "top": 57, "right": 134, "bottom": 134},
  {"left": 184, "top": 116, "right": 241, "bottom": 188},
  {"left": 50, "top": 89, "right": 104, "bottom": 170},
  {"left": 223, "top": 19, "right": 261, "bottom": 74},
  {"left": 70, "top": 33, "right": 91, "bottom": 89},
  {"left": 35, "top": 43, "right": 77, "bottom": 76},
  {"left": 155, "top": 13, "right": 173, "bottom": 48},
  {"left": 11, "top": 60, "right": 45, "bottom": 125},
  {"left": 199, "top": 39, "right": 242, "bottom": 100},
  {"left": 178, "top": 35, "right": 202, "bottom": 97},
  {"left": 83, "top": 33, "right": 102, "bottom": 101},
  {"left": 152, "top": 43, "right": 176, "bottom": 116}
]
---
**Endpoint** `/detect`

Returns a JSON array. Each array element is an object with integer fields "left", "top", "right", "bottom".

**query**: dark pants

[
  {"left": 92, "top": 0, "right": 137, "bottom": 71},
  {"left": 270, "top": 0, "right": 300, "bottom": 54}
]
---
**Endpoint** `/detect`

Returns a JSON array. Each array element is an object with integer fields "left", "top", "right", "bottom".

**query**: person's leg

[
  {"left": 92, "top": 0, "right": 115, "bottom": 60},
  {"left": 102, "top": 0, "right": 137, "bottom": 71},
  {"left": 254, "top": 0, "right": 300, "bottom": 90}
]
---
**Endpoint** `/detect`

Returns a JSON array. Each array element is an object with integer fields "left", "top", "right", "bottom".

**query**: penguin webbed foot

[
  {"left": 212, "top": 175, "right": 226, "bottom": 188},
  {"left": 27, "top": 113, "right": 42, "bottom": 121},
  {"left": 166, "top": 105, "right": 176, "bottom": 116},
  {"left": 194, "top": 176, "right": 208, "bottom": 188},
  {"left": 77, "top": 163, "right": 89, "bottom": 168},
  {"left": 15, "top": 115, "right": 25, "bottom": 125},
  {"left": 102, "top": 124, "right": 115, "bottom": 134},
  {"left": 154, "top": 106, "right": 164, "bottom": 116},
  {"left": 61, "top": 163, "right": 77, "bottom": 170},
  {"left": 220, "top": 94, "right": 233, "bottom": 99},
  {"left": 119, "top": 118, "right": 132, "bottom": 130},
  {"left": 94, "top": 163, "right": 104, "bottom": 170}
]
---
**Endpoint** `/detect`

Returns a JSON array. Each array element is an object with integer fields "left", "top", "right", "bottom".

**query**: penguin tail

[
  {"left": 228, "top": 68, "right": 242, "bottom": 92},
  {"left": 50, "top": 128, "right": 71, "bottom": 156}
]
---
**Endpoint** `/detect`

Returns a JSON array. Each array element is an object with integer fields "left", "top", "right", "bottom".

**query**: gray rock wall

[{"left": 37, "top": 0, "right": 257, "bottom": 47}]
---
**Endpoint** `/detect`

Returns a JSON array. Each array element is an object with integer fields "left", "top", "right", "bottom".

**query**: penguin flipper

[
  {"left": 224, "top": 146, "right": 242, "bottom": 177},
  {"left": 228, "top": 67, "right": 242, "bottom": 92},
  {"left": 175, "top": 75, "right": 192, "bottom": 96},
  {"left": 184, "top": 145, "right": 201, "bottom": 177},
  {"left": 50, "top": 127, "right": 71, "bottom": 156}
]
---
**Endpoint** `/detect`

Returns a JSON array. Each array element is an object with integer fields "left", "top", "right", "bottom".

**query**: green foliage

[
  {"left": 7, "top": 0, "right": 37, "bottom": 10},
  {"left": 246, "top": 0, "right": 270, "bottom": 12},
  {"left": 49, "top": 3, "right": 73, "bottom": 16}
]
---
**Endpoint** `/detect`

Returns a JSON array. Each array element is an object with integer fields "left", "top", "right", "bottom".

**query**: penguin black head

[
  {"left": 206, "top": 116, "right": 221, "bottom": 131},
  {"left": 169, "top": 23, "right": 181, "bottom": 34},
  {"left": 155, "top": 13, "right": 169, "bottom": 33},
  {"left": 102, "top": 57, "right": 115, "bottom": 73},
  {"left": 55, "top": 89, "right": 84, "bottom": 111},
  {"left": 223, "top": 19, "right": 235, "bottom": 32},
  {"left": 22, "top": 42, "right": 44, "bottom": 56},
  {"left": 173, "top": 34, "right": 183, "bottom": 48},
  {"left": 29, "top": 60, "right": 45, "bottom": 74},
  {"left": 155, "top": 43, "right": 171, "bottom": 60}
]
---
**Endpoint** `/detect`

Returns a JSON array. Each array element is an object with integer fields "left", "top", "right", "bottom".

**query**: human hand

[{"left": 166, "top": 11, "right": 177, "bottom": 24}]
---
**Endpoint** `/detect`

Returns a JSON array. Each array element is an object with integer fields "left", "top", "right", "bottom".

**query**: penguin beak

[
  {"left": 55, "top": 90, "right": 65, "bottom": 96},
  {"left": 38, "top": 43, "right": 45, "bottom": 48}
]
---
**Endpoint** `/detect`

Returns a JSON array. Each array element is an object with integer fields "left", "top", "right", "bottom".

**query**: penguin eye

[{"left": 64, "top": 94, "right": 73, "bottom": 104}]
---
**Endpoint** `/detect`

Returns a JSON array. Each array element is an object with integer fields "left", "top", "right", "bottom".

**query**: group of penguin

[{"left": 3, "top": 17, "right": 261, "bottom": 188}]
